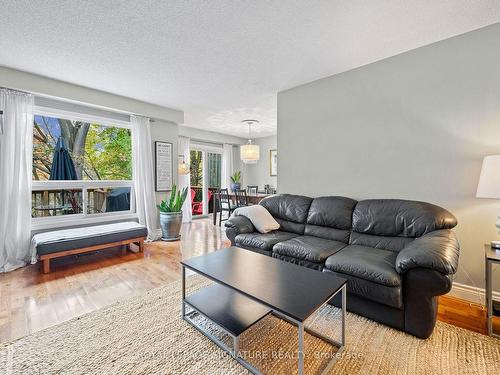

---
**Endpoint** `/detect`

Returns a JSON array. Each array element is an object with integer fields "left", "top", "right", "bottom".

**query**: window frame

[{"left": 31, "top": 106, "right": 136, "bottom": 230}]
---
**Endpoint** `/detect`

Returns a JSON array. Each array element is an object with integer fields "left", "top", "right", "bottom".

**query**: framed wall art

[{"left": 155, "top": 141, "right": 173, "bottom": 191}]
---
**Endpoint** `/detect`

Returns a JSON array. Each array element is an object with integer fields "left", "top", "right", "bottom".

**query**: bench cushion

[{"left": 34, "top": 222, "right": 147, "bottom": 256}]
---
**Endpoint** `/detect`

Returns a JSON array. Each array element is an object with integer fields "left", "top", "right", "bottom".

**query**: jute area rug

[{"left": 0, "top": 276, "right": 498, "bottom": 375}]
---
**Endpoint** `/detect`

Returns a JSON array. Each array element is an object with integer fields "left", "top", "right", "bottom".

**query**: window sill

[{"left": 31, "top": 213, "right": 138, "bottom": 231}]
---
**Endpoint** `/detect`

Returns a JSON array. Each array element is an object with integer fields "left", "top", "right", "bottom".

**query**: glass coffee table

[{"left": 181, "top": 247, "right": 347, "bottom": 375}]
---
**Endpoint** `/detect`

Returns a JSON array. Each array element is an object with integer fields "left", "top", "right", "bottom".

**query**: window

[{"left": 31, "top": 107, "right": 134, "bottom": 228}]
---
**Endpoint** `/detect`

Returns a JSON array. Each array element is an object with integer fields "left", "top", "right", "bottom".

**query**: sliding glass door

[{"left": 190, "top": 145, "right": 222, "bottom": 217}]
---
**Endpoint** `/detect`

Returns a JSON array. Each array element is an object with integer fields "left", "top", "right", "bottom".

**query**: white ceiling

[{"left": 1, "top": 1, "right": 500, "bottom": 138}]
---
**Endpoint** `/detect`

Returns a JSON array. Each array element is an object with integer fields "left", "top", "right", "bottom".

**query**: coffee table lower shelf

[{"left": 182, "top": 267, "right": 346, "bottom": 375}]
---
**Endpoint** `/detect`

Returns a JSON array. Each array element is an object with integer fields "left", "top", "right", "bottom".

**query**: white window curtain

[
  {"left": 0, "top": 89, "right": 34, "bottom": 272},
  {"left": 131, "top": 115, "right": 159, "bottom": 241},
  {"left": 221, "top": 144, "right": 233, "bottom": 189},
  {"left": 178, "top": 136, "right": 192, "bottom": 223}
]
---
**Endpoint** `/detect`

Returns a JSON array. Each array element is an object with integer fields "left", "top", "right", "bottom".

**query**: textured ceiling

[{"left": 1, "top": 1, "right": 500, "bottom": 138}]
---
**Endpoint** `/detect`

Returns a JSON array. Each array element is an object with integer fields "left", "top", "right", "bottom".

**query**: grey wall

[
  {"left": 179, "top": 126, "right": 246, "bottom": 145},
  {"left": 0, "top": 66, "right": 183, "bottom": 123},
  {"left": 151, "top": 120, "right": 179, "bottom": 206},
  {"left": 245, "top": 135, "right": 277, "bottom": 190},
  {"left": 278, "top": 22, "right": 500, "bottom": 292}
]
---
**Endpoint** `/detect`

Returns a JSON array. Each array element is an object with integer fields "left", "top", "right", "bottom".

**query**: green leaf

[
  {"left": 168, "top": 184, "right": 177, "bottom": 209},
  {"left": 175, "top": 187, "right": 188, "bottom": 211},
  {"left": 230, "top": 170, "right": 241, "bottom": 183},
  {"left": 157, "top": 184, "right": 188, "bottom": 212}
]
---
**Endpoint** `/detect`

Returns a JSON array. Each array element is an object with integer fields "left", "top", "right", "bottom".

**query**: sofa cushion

[
  {"left": 273, "top": 235, "right": 347, "bottom": 263},
  {"left": 304, "top": 196, "right": 357, "bottom": 242},
  {"left": 235, "top": 231, "right": 299, "bottom": 251},
  {"left": 324, "top": 269, "right": 402, "bottom": 309},
  {"left": 272, "top": 253, "right": 325, "bottom": 271},
  {"left": 352, "top": 199, "right": 457, "bottom": 238},
  {"left": 324, "top": 245, "right": 401, "bottom": 287},
  {"left": 259, "top": 194, "right": 313, "bottom": 234}
]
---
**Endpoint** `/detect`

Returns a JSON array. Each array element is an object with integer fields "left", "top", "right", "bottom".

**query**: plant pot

[
  {"left": 159, "top": 211, "right": 183, "bottom": 241},
  {"left": 231, "top": 182, "right": 241, "bottom": 191}
]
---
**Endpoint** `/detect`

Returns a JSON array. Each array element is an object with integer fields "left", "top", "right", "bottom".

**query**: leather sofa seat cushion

[
  {"left": 324, "top": 245, "right": 401, "bottom": 287},
  {"left": 235, "top": 231, "right": 299, "bottom": 251},
  {"left": 324, "top": 269, "right": 403, "bottom": 309},
  {"left": 273, "top": 236, "right": 347, "bottom": 263},
  {"left": 272, "top": 253, "right": 325, "bottom": 271},
  {"left": 352, "top": 199, "right": 457, "bottom": 238}
]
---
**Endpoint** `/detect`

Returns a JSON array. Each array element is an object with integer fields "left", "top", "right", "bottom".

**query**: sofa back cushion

[
  {"left": 259, "top": 194, "right": 313, "bottom": 234},
  {"left": 349, "top": 233, "right": 415, "bottom": 252},
  {"left": 350, "top": 199, "right": 457, "bottom": 251},
  {"left": 304, "top": 196, "right": 357, "bottom": 243}
]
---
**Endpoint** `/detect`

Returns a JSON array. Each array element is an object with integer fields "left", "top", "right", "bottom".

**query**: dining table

[{"left": 212, "top": 191, "right": 271, "bottom": 225}]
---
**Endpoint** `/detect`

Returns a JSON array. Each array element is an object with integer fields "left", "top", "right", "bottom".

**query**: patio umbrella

[{"left": 49, "top": 137, "right": 78, "bottom": 180}]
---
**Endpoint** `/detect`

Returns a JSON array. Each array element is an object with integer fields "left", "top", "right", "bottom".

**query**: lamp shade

[
  {"left": 178, "top": 161, "right": 190, "bottom": 175},
  {"left": 240, "top": 142, "right": 260, "bottom": 164},
  {"left": 476, "top": 155, "right": 500, "bottom": 198},
  {"left": 178, "top": 155, "right": 190, "bottom": 175}
]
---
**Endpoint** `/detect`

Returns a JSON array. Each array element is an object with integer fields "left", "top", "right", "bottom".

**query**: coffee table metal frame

[{"left": 181, "top": 265, "right": 346, "bottom": 375}]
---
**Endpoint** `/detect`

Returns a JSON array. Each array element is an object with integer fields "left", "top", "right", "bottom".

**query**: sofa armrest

[
  {"left": 224, "top": 216, "right": 255, "bottom": 245},
  {"left": 396, "top": 229, "right": 459, "bottom": 275}
]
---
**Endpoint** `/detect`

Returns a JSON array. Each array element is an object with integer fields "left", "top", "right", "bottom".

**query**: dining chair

[
  {"left": 217, "top": 188, "right": 237, "bottom": 226},
  {"left": 235, "top": 189, "right": 250, "bottom": 207},
  {"left": 247, "top": 185, "right": 258, "bottom": 194}
]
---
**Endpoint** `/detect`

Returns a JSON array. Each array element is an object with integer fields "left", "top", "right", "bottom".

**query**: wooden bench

[{"left": 33, "top": 222, "right": 148, "bottom": 274}]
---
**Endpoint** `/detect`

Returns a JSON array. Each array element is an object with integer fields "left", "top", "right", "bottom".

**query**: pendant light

[
  {"left": 240, "top": 120, "right": 260, "bottom": 164},
  {"left": 178, "top": 154, "right": 190, "bottom": 175}
]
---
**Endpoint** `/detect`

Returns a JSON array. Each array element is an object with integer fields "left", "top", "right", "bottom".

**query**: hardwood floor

[
  {"left": 0, "top": 218, "right": 497, "bottom": 343},
  {"left": 0, "top": 218, "right": 229, "bottom": 343},
  {"left": 438, "top": 294, "right": 499, "bottom": 335}
]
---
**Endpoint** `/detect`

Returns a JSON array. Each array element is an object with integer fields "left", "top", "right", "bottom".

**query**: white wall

[
  {"left": 245, "top": 135, "right": 277, "bottom": 190},
  {"left": 278, "top": 22, "right": 500, "bottom": 292}
]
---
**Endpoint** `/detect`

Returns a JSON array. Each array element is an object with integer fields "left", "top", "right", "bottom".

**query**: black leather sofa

[{"left": 225, "top": 194, "right": 459, "bottom": 339}]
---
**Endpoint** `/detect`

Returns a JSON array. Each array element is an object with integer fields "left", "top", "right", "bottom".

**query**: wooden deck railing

[{"left": 31, "top": 189, "right": 108, "bottom": 217}]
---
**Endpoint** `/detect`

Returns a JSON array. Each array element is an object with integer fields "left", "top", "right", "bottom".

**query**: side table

[{"left": 485, "top": 244, "right": 500, "bottom": 338}]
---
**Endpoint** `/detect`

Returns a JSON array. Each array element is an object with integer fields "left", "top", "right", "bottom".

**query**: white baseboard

[{"left": 447, "top": 282, "right": 500, "bottom": 305}]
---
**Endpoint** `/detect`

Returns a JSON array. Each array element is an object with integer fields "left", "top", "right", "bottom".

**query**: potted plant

[
  {"left": 158, "top": 184, "right": 188, "bottom": 241},
  {"left": 230, "top": 170, "right": 242, "bottom": 191}
]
